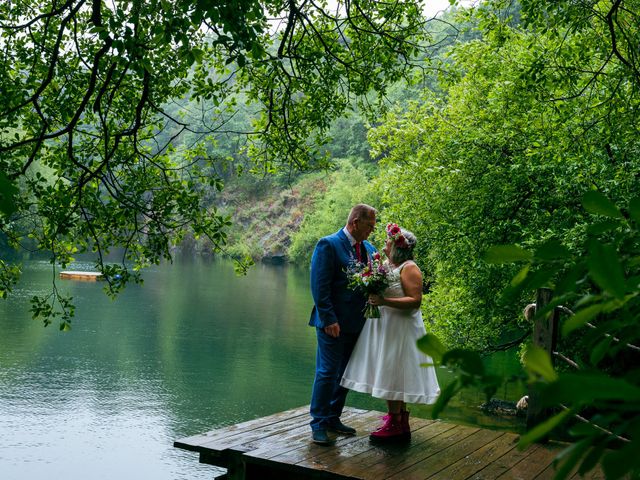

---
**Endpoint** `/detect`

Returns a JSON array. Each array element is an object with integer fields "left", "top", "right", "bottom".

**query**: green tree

[
  {"left": 0, "top": 0, "right": 433, "bottom": 327},
  {"left": 371, "top": 0, "right": 640, "bottom": 350},
  {"left": 288, "top": 158, "right": 380, "bottom": 265},
  {"left": 420, "top": 192, "right": 640, "bottom": 479},
  {"left": 380, "top": 1, "right": 640, "bottom": 476}
]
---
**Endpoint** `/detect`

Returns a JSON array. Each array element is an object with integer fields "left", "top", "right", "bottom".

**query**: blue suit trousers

[{"left": 309, "top": 327, "right": 359, "bottom": 431}]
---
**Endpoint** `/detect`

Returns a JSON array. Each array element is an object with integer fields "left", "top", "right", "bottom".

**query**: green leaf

[
  {"left": 191, "top": 48, "right": 204, "bottom": 63},
  {"left": 568, "top": 422, "right": 600, "bottom": 437},
  {"left": 441, "top": 349, "right": 485, "bottom": 376},
  {"left": 510, "top": 265, "right": 530, "bottom": 287},
  {"left": 519, "top": 409, "right": 572, "bottom": 448},
  {"left": 587, "top": 240, "right": 626, "bottom": 299},
  {"left": 522, "top": 344, "right": 557, "bottom": 382},
  {"left": 534, "top": 239, "right": 570, "bottom": 261},
  {"left": 525, "top": 265, "right": 561, "bottom": 290},
  {"left": 554, "top": 265, "right": 585, "bottom": 296},
  {"left": 582, "top": 191, "right": 623, "bottom": 219},
  {"left": 541, "top": 373, "right": 640, "bottom": 406},
  {"left": 578, "top": 446, "right": 606, "bottom": 477},
  {"left": 430, "top": 379, "right": 459, "bottom": 419},
  {"left": 602, "top": 442, "right": 639, "bottom": 479},
  {"left": 627, "top": 275, "right": 640, "bottom": 291},
  {"left": 552, "top": 438, "right": 594, "bottom": 480},
  {"left": 484, "top": 245, "right": 533, "bottom": 264},
  {"left": 586, "top": 220, "right": 622, "bottom": 235},
  {"left": 629, "top": 197, "right": 640, "bottom": 224},
  {"left": 417, "top": 333, "right": 446, "bottom": 363},
  {"left": 589, "top": 337, "right": 612, "bottom": 365},
  {"left": 0, "top": 170, "right": 19, "bottom": 217},
  {"left": 562, "top": 303, "right": 604, "bottom": 336}
]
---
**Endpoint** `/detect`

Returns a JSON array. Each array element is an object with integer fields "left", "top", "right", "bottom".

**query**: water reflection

[{"left": 0, "top": 258, "right": 524, "bottom": 480}]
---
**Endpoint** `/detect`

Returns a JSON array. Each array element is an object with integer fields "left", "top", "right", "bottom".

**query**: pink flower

[
  {"left": 386, "top": 223, "right": 400, "bottom": 236},
  {"left": 373, "top": 252, "right": 381, "bottom": 260}
]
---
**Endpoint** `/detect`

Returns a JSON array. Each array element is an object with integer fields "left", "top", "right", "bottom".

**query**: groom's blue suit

[{"left": 309, "top": 228, "right": 375, "bottom": 431}]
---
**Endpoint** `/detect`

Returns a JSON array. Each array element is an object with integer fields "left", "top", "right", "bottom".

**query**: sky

[
  {"left": 425, "top": 0, "right": 476, "bottom": 17},
  {"left": 266, "top": 1, "right": 477, "bottom": 33},
  {"left": 425, "top": 0, "right": 457, "bottom": 17}
]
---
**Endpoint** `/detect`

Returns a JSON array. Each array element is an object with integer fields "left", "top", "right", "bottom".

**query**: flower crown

[{"left": 386, "top": 223, "right": 409, "bottom": 249}]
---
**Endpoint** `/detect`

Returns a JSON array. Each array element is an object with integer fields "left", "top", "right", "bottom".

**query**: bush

[{"left": 288, "top": 159, "right": 380, "bottom": 265}]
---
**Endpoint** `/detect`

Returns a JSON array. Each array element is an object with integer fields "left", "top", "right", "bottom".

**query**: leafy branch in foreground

[
  {"left": 0, "top": 0, "right": 436, "bottom": 328},
  {"left": 419, "top": 191, "right": 640, "bottom": 479}
]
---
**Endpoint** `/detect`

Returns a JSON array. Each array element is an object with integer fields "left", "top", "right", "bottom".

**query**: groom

[{"left": 308, "top": 203, "right": 377, "bottom": 445}]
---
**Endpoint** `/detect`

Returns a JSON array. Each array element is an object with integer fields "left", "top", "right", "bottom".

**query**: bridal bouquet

[{"left": 346, "top": 252, "right": 389, "bottom": 318}]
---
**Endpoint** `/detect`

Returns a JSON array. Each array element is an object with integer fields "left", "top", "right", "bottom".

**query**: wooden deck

[
  {"left": 174, "top": 405, "right": 604, "bottom": 480},
  {"left": 59, "top": 271, "right": 104, "bottom": 281}
]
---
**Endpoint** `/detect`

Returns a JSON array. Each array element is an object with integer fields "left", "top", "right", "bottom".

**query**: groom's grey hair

[{"left": 347, "top": 204, "right": 377, "bottom": 225}]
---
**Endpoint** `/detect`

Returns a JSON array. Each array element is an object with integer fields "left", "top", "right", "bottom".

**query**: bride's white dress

[{"left": 340, "top": 261, "right": 440, "bottom": 404}]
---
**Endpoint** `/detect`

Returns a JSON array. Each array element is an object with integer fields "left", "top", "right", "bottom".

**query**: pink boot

[
  {"left": 369, "top": 413, "right": 410, "bottom": 442},
  {"left": 401, "top": 410, "right": 411, "bottom": 438}
]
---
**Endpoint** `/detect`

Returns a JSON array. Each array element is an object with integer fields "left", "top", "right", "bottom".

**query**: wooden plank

[
  {"left": 570, "top": 465, "right": 606, "bottom": 480},
  {"left": 427, "top": 431, "right": 517, "bottom": 479},
  {"left": 496, "top": 442, "right": 564, "bottom": 479},
  {"left": 174, "top": 405, "right": 310, "bottom": 452},
  {"left": 536, "top": 453, "right": 605, "bottom": 480},
  {"left": 244, "top": 462, "right": 360, "bottom": 480},
  {"left": 193, "top": 407, "right": 368, "bottom": 473},
  {"left": 59, "top": 271, "right": 104, "bottom": 281},
  {"left": 319, "top": 419, "right": 444, "bottom": 469},
  {"left": 293, "top": 410, "right": 393, "bottom": 466},
  {"left": 468, "top": 443, "right": 543, "bottom": 479},
  {"left": 176, "top": 405, "right": 605, "bottom": 480},
  {"left": 200, "top": 412, "right": 313, "bottom": 452},
  {"left": 241, "top": 409, "right": 379, "bottom": 480},
  {"left": 237, "top": 410, "right": 365, "bottom": 460},
  {"left": 535, "top": 462, "right": 566, "bottom": 480},
  {"left": 242, "top": 422, "right": 326, "bottom": 460},
  {"left": 263, "top": 410, "right": 382, "bottom": 469},
  {"left": 385, "top": 427, "right": 504, "bottom": 479},
  {"left": 328, "top": 420, "right": 459, "bottom": 479},
  {"left": 335, "top": 423, "right": 479, "bottom": 480},
  {"left": 193, "top": 406, "right": 314, "bottom": 469},
  {"left": 366, "top": 424, "right": 482, "bottom": 480}
]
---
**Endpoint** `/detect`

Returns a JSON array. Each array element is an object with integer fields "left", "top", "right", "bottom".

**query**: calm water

[{"left": 0, "top": 258, "right": 525, "bottom": 480}]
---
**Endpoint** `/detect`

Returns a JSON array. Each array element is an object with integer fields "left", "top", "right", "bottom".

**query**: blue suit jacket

[{"left": 309, "top": 229, "right": 376, "bottom": 334}]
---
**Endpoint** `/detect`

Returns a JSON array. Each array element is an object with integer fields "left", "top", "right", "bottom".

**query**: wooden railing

[{"left": 525, "top": 288, "right": 637, "bottom": 443}]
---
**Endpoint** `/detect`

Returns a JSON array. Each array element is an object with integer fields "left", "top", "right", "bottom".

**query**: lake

[{"left": 0, "top": 257, "right": 525, "bottom": 479}]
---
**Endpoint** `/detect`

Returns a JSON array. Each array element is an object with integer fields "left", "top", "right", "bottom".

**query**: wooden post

[
  {"left": 225, "top": 456, "right": 246, "bottom": 480},
  {"left": 526, "top": 287, "right": 559, "bottom": 432}
]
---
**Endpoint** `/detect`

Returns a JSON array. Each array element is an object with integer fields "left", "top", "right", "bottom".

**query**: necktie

[{"left": 355, "top": 242, "right": 362, "bottom": 262}]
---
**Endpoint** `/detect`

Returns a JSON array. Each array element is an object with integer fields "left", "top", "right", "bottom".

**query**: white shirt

[{"left": 343, "top": 226, "right": 357, "bottom": 246}]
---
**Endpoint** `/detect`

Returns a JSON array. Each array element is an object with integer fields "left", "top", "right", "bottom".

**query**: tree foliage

[
  {"left": 518, "top": 194, "right": 640, "bottom": 480},
  {"left": 288, "top": 158, "right": 381, "bottom": 265},
  {"left": 421, "top": 192, "right": 640, "bottom": 479},
  {"left": 371, "top": 0, "right": 640, "bottom": 350},
  {"left": 396, "top": 1, "right": 640, "bottom": 477},
  {"left": 0, "top": 0, "right": 434, "bottom": 327}
]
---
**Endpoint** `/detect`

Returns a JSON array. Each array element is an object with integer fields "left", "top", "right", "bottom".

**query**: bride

[{"left": 340, "top": 223, "right": 440, "bottom": 442}]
